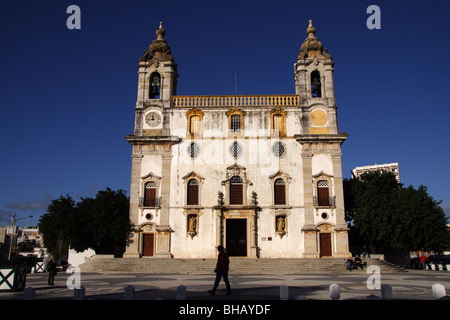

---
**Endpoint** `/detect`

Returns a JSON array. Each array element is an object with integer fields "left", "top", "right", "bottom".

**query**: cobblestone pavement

[{"left": 1, "top": 270, "right": 449, "bottom": 301}]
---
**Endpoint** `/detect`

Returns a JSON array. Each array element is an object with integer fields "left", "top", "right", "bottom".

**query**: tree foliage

[
  {"left": 344, "top": 171, "right": 448, "bottom": 252},
  {"left": 38, "top": 188, "right": 130, "bottom": 255}
]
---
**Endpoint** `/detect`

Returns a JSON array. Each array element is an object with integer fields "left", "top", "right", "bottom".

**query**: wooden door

[
  {"left": 142, "top": 234, "right": 154, "bottom": 256},
  {"left": 320, "top": 233, "right": 332, "bottom": 257},
  {"left": 317, "top": 186, "right": 329, "bottom": 206}
]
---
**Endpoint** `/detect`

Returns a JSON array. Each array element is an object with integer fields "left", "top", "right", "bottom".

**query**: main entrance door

[
  {"left": 142, "top": 234, "right": 154, "bottom": 256},
  {"left": 320, "top": 233, "right": 332, "bottom": 257},
  {"left": 226, "top": 219, "right": 247, "bottom": 256}
]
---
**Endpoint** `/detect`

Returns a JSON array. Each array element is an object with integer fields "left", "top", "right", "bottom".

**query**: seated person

[
  {"left": 354, "top": 255, "right": 367, "bottom": 269},
  {"left": 346, "top": 257, "right": 354, "bottom": 270}
]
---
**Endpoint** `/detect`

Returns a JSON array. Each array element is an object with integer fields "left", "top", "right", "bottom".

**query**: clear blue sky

[{"left": 1, "top": 0, "right": 449, "bottom": 227}]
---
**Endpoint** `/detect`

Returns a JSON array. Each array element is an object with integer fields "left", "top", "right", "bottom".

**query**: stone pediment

[
  {"left": 222, "top": 164, "right": 252, "bottom": 185},
  {"left": 141, "top": 172, "right": 162, "bottom": 180}
]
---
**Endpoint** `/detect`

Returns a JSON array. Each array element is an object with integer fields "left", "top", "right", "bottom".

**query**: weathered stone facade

[{"left": 124, "top": 21, "right": 349, "bottom": 259}]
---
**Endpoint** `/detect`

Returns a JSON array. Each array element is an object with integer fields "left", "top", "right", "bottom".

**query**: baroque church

[{"left": 123, "top": 21, "right": 350, "bottom": 259}]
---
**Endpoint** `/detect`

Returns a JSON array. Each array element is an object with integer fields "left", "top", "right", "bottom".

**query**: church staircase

[{"left": 79, "top": 256, "right": 407, "bottom": 274}]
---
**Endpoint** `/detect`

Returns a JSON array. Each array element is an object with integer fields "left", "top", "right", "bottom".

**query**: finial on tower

[
  {"left": 156, "top": 21, "right": 165, "bottom": 40},
  {"left": 306, "top": 20, "right": 316, "bottom": 38}
]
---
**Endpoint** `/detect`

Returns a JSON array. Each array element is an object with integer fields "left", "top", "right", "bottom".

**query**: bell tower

[
  {"left": 124, "top": 22, "right": 179, "bottom": 258},
  {"left": 294, "top": 21, "right": 350, "bottom": 258},
  {"left": 294, "top": 20, "right": 338, "bottom": 135}
]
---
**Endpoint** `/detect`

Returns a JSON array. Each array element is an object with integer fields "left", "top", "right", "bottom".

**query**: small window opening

[
  {"left": 311, "top": 71, "right": 322, "bottom": 98},
  {"left": 149, "top": 73, "right": 161, "bottom": 99}
]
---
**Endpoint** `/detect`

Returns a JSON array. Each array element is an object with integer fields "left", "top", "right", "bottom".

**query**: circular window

[
  {"left": 187, "top": 142, "right": 200, "bottom": 158},
  {"left": 321, "top": 212, "right": 329, "bottom": 220},
  {"left": 229, "top": 141, "right": 243, "bottom": 158},
  {"left": 272, "top": 141, "right": 286, "bottom": 158},
  {"left": 145, "top": 213, "right": 153, "bottom": 220}
]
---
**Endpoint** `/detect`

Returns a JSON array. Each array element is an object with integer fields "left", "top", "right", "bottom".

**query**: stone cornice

[
  {"left": 294, "top": 133, "right": 348, "bottom": 145},
  {"left": 125, "top": 134, "right": 180, "bottom": 145}
]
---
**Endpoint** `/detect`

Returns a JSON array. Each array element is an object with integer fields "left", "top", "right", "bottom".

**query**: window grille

[
  {"left": 187, "top": 142, "right": 200, "bottom": 158},
  {"left": 190, "top": 115, "right": 200, "bottom": 134},
  {"left": 187, "top": 179, "right": 199, "bottom": 205},
  {"left": 274, "top": 178, "right": 286, "bottom": 205},
  {"left": 230, "top": 176, "right": 243, "bottom": 205},
  {"left": 230, "top": 114, "right": 241, "bottom": 132},
  {"left": 229, "top": 142, "right": 243, "bottom": 158},
  {"left": 272, "top": 142, "right": 285, "bottom": 158}
]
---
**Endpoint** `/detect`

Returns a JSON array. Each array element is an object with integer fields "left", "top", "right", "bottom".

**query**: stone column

[
  {"left": 124, "top": 150, "right": 143, "bottom": 258},
  {"left": 249, "top": 210, "right": 259, "bottom": 258},
  {"left": 331, "top": 150, "right": 350, "bottom": 258},
  {"left": 155, "top": 151, "right": 173, "bottom": 258},
  {"left": 301, "top": 147, "right": 319, "bottom": 258}
]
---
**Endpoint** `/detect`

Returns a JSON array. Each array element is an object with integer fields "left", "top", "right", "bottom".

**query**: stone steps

[{"left": 79, "top": 256, "right": 407, "bottom": 274}]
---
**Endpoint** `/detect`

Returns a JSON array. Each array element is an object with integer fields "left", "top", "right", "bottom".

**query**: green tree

[
  {"left": 346, "top": 171, "right": 449, "bottom": 252},
  {"left": 38, "top": 195, "right": 76, "bottom": 257},
  {"left": 82, "top": 188, "right": 130, "bottom": 254},
  {"left": 39, "top": 188, "right": 130, "bottom": 255},
  {"left": 391, "top": 185, "right": 448, "bottom": 252}
]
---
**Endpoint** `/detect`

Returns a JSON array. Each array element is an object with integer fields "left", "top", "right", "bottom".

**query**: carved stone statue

[
  {"left": 139, "top": 50, "right": 149, "bottom": 62},
  {"left": 188, "top": 215, "right": 198, "bottom": 232},
  {"left": 277, "top": 216, "right": 286, "bottom": 232}
]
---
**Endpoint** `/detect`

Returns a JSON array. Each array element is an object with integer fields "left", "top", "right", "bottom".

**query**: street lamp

[{"left": 7, "top": 213, "right": 33, "bottom": 261}]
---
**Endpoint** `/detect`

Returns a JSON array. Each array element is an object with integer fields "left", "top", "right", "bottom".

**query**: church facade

[{"left": 124, "top": 21, "right": 350, "bottom": 259}]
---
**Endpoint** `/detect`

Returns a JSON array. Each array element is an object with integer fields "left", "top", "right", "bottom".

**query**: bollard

[
  {"left": 280, "top": 284, "right": 289, "bottom": 300},
  {"left": 329, "top": 283, "right": 340, "bottom": 300},
  {"left": 176, "top": 285, "right": 186, "bottom": 300},
  {"left": 124, "top": 285, "right": 135, "bottom": 300},
  {"left": 23, "top": 287, "right": 35, "bottom": 300},
  {"left": 381, "top": 284, "right": 393, "bottom": 300},
  {"left": 74, "top": 286, "right": 86, "bottom": 300},
  {"left": 432, "top": 284, "right": 446, "bottom": 300}
]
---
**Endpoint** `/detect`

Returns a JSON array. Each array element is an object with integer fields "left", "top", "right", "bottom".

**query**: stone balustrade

[{"left": 172, "top": 95, "right": 299, "bottom": 108}]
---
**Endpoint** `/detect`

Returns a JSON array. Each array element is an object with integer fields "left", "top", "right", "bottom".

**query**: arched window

[
  {"left": 311, "top": 70, "right": 321, "bottom": 98},
  {"left": 274, "top": 178, "right": 286, "bottom": 205},
  {"left": 229, "top": 176, "right": 243, "bottom": 205},
  {"left": 317, "top": 180, "right": 329, "bottom": 206},
  {"left": 187, "top": 179, "right": 199, "bottom": 205},
  {"left": 144, "top": 181, "right": 157, "bottom": 207},
  {"left": 149, "top": 72, "right": 161, "bottom": 99}
]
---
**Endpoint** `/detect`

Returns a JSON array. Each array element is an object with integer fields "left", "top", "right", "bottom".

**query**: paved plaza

[{"left": 1, "top": 270, "right": 449, "bottom": 301}]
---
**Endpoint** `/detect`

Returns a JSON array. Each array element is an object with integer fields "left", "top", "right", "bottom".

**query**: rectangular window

[
  {"left": 273, "top": 114, "right": 283, "bottom": 132},
  {"left": 187, "top": 183, "right": 199, "bottom": 205},
  {"left": 230, "top": 115, "right": 241, "bottom": 132},
  {"left": 230, "top": 184, "right": 243, "bottom": 205},
  {"left": 190, "top": 115, "right": 200, "bottom": 134},
  {"left": 274, "top": 184, "right": 286, "bottom": 205}
]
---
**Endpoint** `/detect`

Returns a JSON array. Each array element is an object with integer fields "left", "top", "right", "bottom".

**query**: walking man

[{"left": 208, "top": 245, "right": 231, "bottom": 296}]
